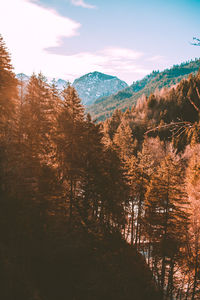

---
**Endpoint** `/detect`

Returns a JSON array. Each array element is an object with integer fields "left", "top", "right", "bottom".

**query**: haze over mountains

[
  {"left": 16, "top": 71, "right": 128, "bottom": 106},
  {"left": 17, "top": 58, "right": 200, "bottom": 121}
]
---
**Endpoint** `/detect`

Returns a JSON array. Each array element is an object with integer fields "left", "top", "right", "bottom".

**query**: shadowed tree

[
  {"left": 144, "top": 151, "right": 189, "bottom": 297},
  {"left": 55, "top": 85, "right": 85, "bottom": 222},
  {"left": 0, "top": 34, "right": 19, "bottom": 241},
  {"left": 185, "top": 144, "right": 200, "bottom": 299}
]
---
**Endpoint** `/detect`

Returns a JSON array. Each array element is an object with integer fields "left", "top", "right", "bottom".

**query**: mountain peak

[
  {"left": 15, "top": 71, "right": 128, "bottom": 106},
  {"left": 73, "top": 72, "right": 128, "bottom": 105}
]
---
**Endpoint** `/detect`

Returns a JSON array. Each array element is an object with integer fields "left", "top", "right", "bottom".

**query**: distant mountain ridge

[
  {"left": 16, "top": 73, "right": 68, "bottom": 90},
  {"left": 16, "top": 73, "right": 30, "bottom": 81},
  {"left": 16, "top": 71, "right": 128, "bottom": 106},
  {"left": 87, "top": 58, "right": 200, "bottom": 121}
]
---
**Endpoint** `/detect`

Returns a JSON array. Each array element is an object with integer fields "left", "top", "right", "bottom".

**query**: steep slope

[
  {"left": 1, "top": 229, "right": 161, "bottom": 300},
  {"left": 87, "top": 58, "right": 200, "bottom": 121},
  {"left": 56, "top": 78, "right": 68, "bottom": 89},
  {"left": 73, "top": 71, "right": 128, "bottom": 105}
]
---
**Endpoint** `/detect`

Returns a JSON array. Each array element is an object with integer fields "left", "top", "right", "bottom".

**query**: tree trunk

[
  {"left": 131, "top": 200, "right": 134, "bottom": 246},
  {"left": 69, "top": 178, "right": 73, "bottom": 223}
]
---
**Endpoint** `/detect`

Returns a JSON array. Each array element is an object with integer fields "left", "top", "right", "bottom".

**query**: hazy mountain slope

[
  {"left": 16, "top": 71, "right": 128, "bottom": 106},
  {"left": 73, "top": 71, "right": 128, "bottom": 105},
  {"left": 16, "top": 73, "right": 68, "bottom": 89},
  {"left": 16, "top": 73, "right": 30, "bottom": 82},
  {"left": 87, "top": 59, "right": 200, "bottom": 121}
]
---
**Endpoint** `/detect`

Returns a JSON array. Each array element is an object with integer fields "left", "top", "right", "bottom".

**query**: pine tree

[
  {"left": 56, "top": 85, "right": 85, "bottom": 222},
  {"left": 144, "top": 151, "right": 189, "bottom": 296},
  {"left": 100, "top": 145, "right": 128, "bottom": 231},
  {"left": 185, "top": 144, "right": 200, "bottom": 299},
  {"left": 113, "top": 119, "right": 135, "bottom": 160},
  {"left": 15, "top": 73, "right": 61, "bottom": 239},
  {"left": 0, "top": 34, "right": 18, "bottom": 171},
  {"left": 103, "top": 109, "right": 122, "bottom": 141},
  {"left": 78, "top": 114, "right": 104, "bottom": 222},
  {"left": 0, "top": 36, "right": 18, "bottom": 206},
  {"left": 125, "top": 155, "right": 139, "bottom": 246},
  {"left": 125, "top": 137, "right": 165, "bottom": 250},
  {"left": 0, "top": 35, "right": 17, "bottom": 128},
  {"left": 0, "top": 35, "right": 18, "bottom": 235}
]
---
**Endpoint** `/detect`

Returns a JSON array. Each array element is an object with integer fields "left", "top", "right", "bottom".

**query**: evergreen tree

[
  {"left": 185, "top": 144, "right": 200, "bottom": 299},
  {"left": 0, "top": 35, "right": 19, "bottom": 244},
  {"left": 103, "top": 109, "right": 122, "bottom": 141},
  {"left": 125, "top": 137, "right": 165, "bottom": 250},
  {"left": 100, "top": 145, "right": 128, "bottom": 231},
  {"left": 56, "top": 85, "right": 85, "bottom": 222},
  {"left": 144, "top": 151, "right": 189, "bottom": 296},
  {"left": 78, "top": 114, "right": 104, "bottom": 223},
  {"left": 113, "top": 119, "right": 135, "bottom": 160},
  {"left": 0, "top": 35, "right": 17, "bottom": 128}
]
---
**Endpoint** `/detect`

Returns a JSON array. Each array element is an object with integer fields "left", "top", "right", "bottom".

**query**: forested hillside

[
  {"left": 0, "top": 35, "right": 160, "bottom": 300},
  {"left": 87, "top": 59, "right": 200, "bottom": 121},
  {"left": 1, "top": 33, "right": 200, "bottom": 300},
  {"left": 102, "top": 68, "right": 200, "bottom": 299}
]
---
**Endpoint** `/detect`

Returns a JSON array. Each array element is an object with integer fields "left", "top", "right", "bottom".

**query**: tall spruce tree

[
  {"left": 144, "top": 151, "right": 189, "bottom": 296},
  {"left": 56, "top": 85, "right": 84, "bottom": 222},
  {"left": 0, "top": 35, "right": 19, "bottom": 244},
  {"left": 185, "top": 144, "right": 200, "bottom": 299},
  {"left": 113, "top": 119, "right": 135, "bottom": 160}
]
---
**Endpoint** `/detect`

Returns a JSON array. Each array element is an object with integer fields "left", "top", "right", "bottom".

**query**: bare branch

[
  {"left": 145, "top": 121, "right": 192, "bottom": 135},
  {"left": 175, "top": 127, "right": 188, "bottom": 138},
  {"left": 196, "top": 87, "right": 200, "bottom": 99},
  {"left": 171, "top": 126, "right": 186, "bottom": 138},
  {"left": 187, "top": 96, "right": 200, "bottom": 114}
]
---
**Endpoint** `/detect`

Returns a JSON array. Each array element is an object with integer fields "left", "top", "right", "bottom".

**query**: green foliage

[{"left": 87, "top": 59, "right": 200, "bottom": 121}]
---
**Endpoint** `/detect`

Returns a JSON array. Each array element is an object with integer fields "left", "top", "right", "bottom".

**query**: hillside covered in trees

[
  {"left": 87, "top": 59, "right": 200, "bottom": 121},
  {"left": 1, "top": 33, "right": 200, "bottom": 300},
  {"left": 101, "top": 67, "right": 200, "bottom": 299},
  {"left": 0, "top": 35, "right": 160, "bottom": 300}
]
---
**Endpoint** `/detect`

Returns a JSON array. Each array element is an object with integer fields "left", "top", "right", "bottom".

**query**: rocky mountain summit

[{"left": 73, "top": 71, "right": 128, "bottom": 105}]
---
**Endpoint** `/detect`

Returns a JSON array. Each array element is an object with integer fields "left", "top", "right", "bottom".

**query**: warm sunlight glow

[
  {"left": 0, "top": 0, "right": 81, "bottom": 78},
  {"left": 0, "top": 1, "right": 155, "bottom": 83}
]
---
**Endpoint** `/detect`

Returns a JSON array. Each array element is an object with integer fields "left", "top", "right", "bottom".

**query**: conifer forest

[{"left": 1, "top": 33, "right": 200, "bottom": 300}]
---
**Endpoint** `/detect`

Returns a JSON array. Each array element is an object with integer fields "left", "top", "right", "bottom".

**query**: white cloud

[
  {"left": 0, "top": 0, "right": 81, "bottom": 74},
  {"left": 100, "top": 47, "right": 143, "bottom": 60},
  {"left": 46, "top": 48, "right": 147, "bottom": 84},
  {"left": 0, "top": 0, "right": 153, "bottom": 84},
  {"left": 146, "top": 55, "right": 166, "bottom": 63},
  {"left": 71, "top": 0, "right": 96, "bottom": 9}
]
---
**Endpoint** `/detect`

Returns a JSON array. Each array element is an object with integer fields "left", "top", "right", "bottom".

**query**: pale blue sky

[{"left": 1, "top": 0, "right": 200, "bottom": 83}]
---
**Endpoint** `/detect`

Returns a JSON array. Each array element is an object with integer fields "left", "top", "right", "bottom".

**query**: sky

[{"left": 0, "top": 0, "right": 200, "bottom": 84}]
